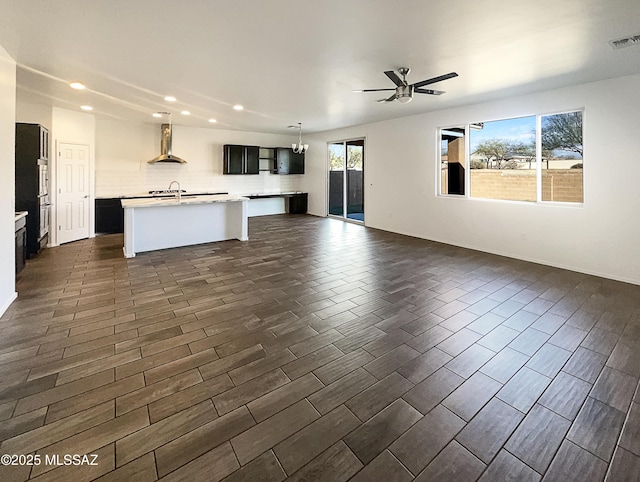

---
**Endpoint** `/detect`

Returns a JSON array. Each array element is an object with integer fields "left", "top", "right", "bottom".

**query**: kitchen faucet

[{"left": 168, "top": 180, "right": 181, "bottom": 202}]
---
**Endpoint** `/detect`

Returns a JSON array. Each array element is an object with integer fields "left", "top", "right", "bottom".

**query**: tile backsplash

[
  {"left": 96, "top": 162, "right": 302, "bottom": 197},
  {"left": 94, "top": 120, "right": 304, "bottom": 197}
]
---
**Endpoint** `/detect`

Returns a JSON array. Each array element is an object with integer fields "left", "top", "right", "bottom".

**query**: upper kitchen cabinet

[
  {"left": 276, "top": 148, "right": 305, "bottom": 175},
  {"left": 16, "top": 123, "right": 49, "bottom": 161},
  {"left": 223, "top": 144, "right": 259, "bottom": 175},
  {"left": 259, "top": 147, "right": 276, "bottom": 172}
]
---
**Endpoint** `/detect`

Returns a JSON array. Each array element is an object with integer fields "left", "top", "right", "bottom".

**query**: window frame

[
  {"left": 437, "top": 109, "right": 584, "bottom": 206},
  {"left": 437, "top": 124, "right": 470, "bottom": 198}
]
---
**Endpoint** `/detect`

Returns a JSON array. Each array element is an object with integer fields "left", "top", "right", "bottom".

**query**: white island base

[{"left": 121, "top": 195, "right": 249, "bottom": 258}]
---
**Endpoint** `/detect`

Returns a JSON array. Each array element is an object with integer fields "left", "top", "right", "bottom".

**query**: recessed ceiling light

[
  {"left": 208, "top": 118, "right": 217, "bottom": 123},
  {"left": 233, "top": 104, "right": 243, "bottom": 111},
  {"left": 181, "top": 110, "right": 190, "bottom": 116},
  {"left": 152, "top": 112, "right": 162, "bottom": 118},
  {"left": 80, "top": 105, "right": 93, "bottom": 111},
  {"left": 164, "top": 96, "right": 177, "bottom": 102},
  {"left": 69, "top": 81, "right": 86, "bottom": 90}
]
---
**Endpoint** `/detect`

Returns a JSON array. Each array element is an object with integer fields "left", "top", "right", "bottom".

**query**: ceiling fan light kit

[
  {"left": 396, "top": 85, "right": 413, "bottom": 103},
  {"left": 356, "top": 67, "right": 458, "bottom": 104}
]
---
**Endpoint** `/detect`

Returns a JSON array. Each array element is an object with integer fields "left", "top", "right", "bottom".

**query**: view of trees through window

[
  {"left": 330, "top": 144, "right": 363, "bottom": 170},
  {"left": 470, "top": 116, "right": 537, "bottom": 201},
  {"left": 439, "top": 110, "right": 583, "bottom": 203},
  {"left": 541, "top": 112, "right": 583, "bottom": 202}
]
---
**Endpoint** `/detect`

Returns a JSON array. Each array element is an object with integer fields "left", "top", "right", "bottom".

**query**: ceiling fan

[{"left": 353, "top": 68, "right": 458, "bottom": 103}]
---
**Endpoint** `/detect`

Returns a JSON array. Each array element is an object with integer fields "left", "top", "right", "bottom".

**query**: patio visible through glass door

[{"left": 328, "top": 139, "right": 364, "bottom": 222}]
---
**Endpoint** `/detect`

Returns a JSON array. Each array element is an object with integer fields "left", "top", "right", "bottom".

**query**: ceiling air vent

[{"left": 609, "top": 34, "right": 640, "bottom": 50}]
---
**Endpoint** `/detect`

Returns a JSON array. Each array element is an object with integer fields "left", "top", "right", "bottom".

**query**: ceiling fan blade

[
  {"left": 411, "top": 72, "right": 458, "bottom": 89},
  {"left": 384, "top": 70, "right": 405, "bottom": 87},
  {"left": 377, "top": 94, "right": 397, "bottom": 103},
  {"left": 414, "top": 88, "right": 445, "bottom": 95},
  {"left": 354, "top": 88, "right": 397, "bottom": 92}
]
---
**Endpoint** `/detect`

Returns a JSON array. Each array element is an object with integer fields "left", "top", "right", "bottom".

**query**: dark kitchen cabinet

[
  {"left": 288, "top": 193, "right": 308, "bottom": 214},
  {"left": 95, "top": 199, "right": 124, "bottom": 234},
  {"left": 15, "top": 216, "right": 27, "bottom": 275},
  {"left": 275, "top": 148, "right": 304, "bottom": 174},
  {"left": 15, "top": 123, "right": 50, "bottom": 258},
  {"left": 259, "top": 148, "right": 276, "bottom": 172},
  {"left": 223, "top": 144, "right": 259, "bottom": 175}
]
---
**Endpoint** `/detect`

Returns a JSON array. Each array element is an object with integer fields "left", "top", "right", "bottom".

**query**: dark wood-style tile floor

[{"left": 1, "top": 214, "right": 639, "bottom": 481}]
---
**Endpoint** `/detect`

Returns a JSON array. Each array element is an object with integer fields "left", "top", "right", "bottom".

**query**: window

[
  {"left": 541, "top": 112, "right": 583, "bottom": 202},
  {"left": 470, "top": 116, "right": 536, "bottom": 202},
  {"left": 440, "top": 127, "right": 466, "bottom": 195},
  {"left": 439, "top": 110, "right": 583, "bottom": 203}
]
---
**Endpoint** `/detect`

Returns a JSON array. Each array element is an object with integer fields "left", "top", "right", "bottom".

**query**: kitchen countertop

[
  {"left": 96, "top": 191, "right": 228, "bottom": 200},
  {"left": 121, "top": 193, "right": 249, "bottom": 209},
  {"left": 97, "top": 191, "right": 305, "bottom": 200},
  {"left": 15, "top": 211, "right": 28, "bottom": 221},
  {"left": 243, "top": 191, "right": 305, "bottom": 199}
]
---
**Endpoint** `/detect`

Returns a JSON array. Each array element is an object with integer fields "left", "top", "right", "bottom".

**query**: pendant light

[{"left": 291, "top": 122, "right": 309, "bottom": 154}]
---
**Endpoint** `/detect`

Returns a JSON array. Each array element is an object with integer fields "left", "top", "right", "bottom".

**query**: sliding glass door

[{"left": 328, "top": 139, "right": 364, "bottom": 222}]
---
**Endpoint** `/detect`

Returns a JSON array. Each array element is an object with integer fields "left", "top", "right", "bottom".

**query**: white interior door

[{"left": 57, "top": 143, "right": 90, "bottom": 244}]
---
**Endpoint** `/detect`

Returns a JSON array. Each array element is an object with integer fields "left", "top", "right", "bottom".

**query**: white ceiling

[{"left": 0, "top": 0, "right": 639, "bottom": 134}]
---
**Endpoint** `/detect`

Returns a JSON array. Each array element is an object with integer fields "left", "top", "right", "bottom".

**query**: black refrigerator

[{"left": 15, "top": 123, "right": 50, "bottom": 258}]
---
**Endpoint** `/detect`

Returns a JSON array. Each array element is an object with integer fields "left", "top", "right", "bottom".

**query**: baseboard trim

[{"left": 0, "top": 292, "right": 18, "bottom": 318}]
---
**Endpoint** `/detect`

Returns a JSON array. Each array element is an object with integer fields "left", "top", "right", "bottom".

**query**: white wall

[
  {"left": 16, "top": 101, "right": 52, "bottom": 131},
  {"left": 0, "top": 44, "right": 16, "bottom": 316},
  {"left": 95, "top": 119, "right": 304, "bottom": 197},
  {"left": 306, "top": 74, "right": 640, "bottom": 285},
  {"left": 300, "top": 139, "right": 329, "bottom": 216},
  {"left": 50, "top": 107, "right": 96, "bottom": 245}
]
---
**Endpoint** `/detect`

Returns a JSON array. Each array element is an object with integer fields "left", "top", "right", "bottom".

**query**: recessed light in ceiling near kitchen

[
  {"left": 69, "top": 81, "right": 86, "bottom": 90},
  {"left": 152, "top": 113, "right": 162, "bottom": 118},
  {"left": 233, "top": 104, "right": 243, "bottom": 111},
  {"left": 208, "top": 118, "right": 217, "bottom": 123},
  {"left": 80, "top": 105, "right": 93, "bottom": 111},
  {"left": 164, "top": 96, "right": 177, "bottom": 102},
  {"left": 181, "top": 110, "right": 190, "bottom": 116}
]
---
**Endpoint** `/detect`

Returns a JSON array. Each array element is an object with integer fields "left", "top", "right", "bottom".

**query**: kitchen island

[{"left": 120, "top": 194, "right": 249, "bottom": 258}]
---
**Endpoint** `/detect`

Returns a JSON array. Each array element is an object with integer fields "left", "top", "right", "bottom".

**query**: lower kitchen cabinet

[
  {"left": 95, "top": 199, "right": 124, "bottom": 234},
  {"left": 15, "top": 223, "right": 26, "bottom": 275},
  {"left": 288, "top": 193, "right": 308, "bottom": 214}
]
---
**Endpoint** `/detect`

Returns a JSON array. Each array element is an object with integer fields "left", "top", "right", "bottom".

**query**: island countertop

[
  {"left": 120, "top": 193, "right": 249, "bottom": 209},
  {"left": 121, "top": 194, "right": 249, "bottom": 258}
]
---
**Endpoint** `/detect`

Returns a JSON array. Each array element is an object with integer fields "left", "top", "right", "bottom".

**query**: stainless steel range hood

[{"left": 148, "top": 123, "right": 187, "bottom": 164}]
